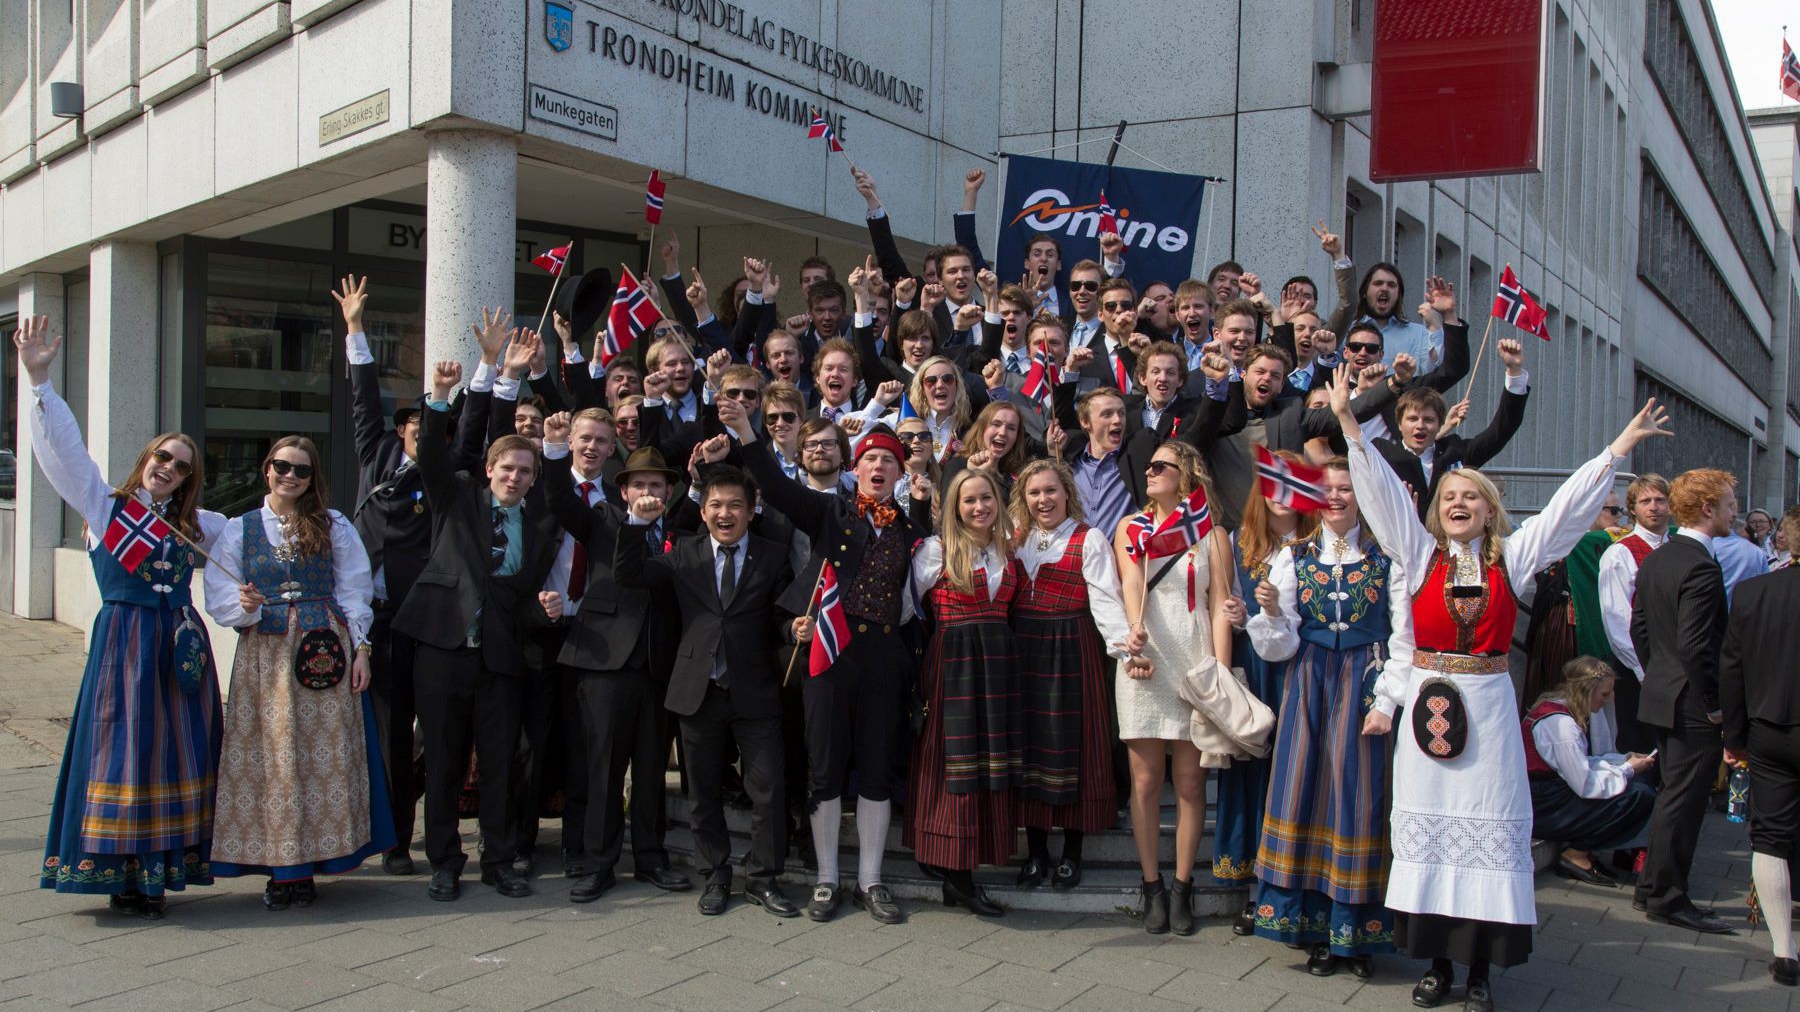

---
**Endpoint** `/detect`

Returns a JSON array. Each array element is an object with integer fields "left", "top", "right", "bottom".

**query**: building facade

[{"left": 0, "top": 0, "right": 1792, "bottom": 635}]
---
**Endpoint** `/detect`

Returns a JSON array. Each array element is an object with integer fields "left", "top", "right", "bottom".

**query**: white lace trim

[{"left": 1390, "top": 810, "right": 1532, "bottom": 873}]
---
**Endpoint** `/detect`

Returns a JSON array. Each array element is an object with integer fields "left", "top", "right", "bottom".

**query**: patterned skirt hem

[{"left": 39, "top": 848, "right": 212, "bottom": 896}]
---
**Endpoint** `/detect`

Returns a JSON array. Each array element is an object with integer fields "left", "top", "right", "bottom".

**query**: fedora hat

[
  {"left": 613, "top": 446, "right": 683, "bottom": 485},
  {"left": 555, "top": 267, "right": 615, "bottom": 344}
]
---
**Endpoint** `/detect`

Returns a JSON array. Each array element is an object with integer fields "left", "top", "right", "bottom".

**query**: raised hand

[
  {"left": 1199, "top": 341, "right": 1231, "bottom": 382},
  {"left": 1126, "top": 331, "right": 1151, "bottom": 357},
  {"left": 743, "top": 257, "right": 768, "bottom": 289},
  {"left": 503, "top": 329, "right": 538, "bottom": 378},
  {"left": 705, "top": 347, "right": 732, "bottom": 387},
  {"left": 552, "top": 311, "right": 575, "bottom": 349},
  {"left": 1065, "top": 345, "right": 1096, "bottom": 372},
  {"left": 1313, "top": 219, "right": 1343, "bottom": 259},
  {"left": 853, "top": 167, "right": 880, "bottom": 209},
  {"left": 13, "top": 315, "right": 62, "bottom": 386},
  {"left": 893, "top": 276, "right": 918, "bottom": 306},
  {"left": 660, "top": 233, "right": 680, "bottom": 275},
  {"left": 963, "top": 168, "right": 986, "bottom": 199},
  {"left": 1238, "top": 271, "right": 1263, "bottom": 299},
  {"left": 715, "top": 392, "right": 750, "bottom": 436},
  {"left": 1441, "top": 398, "right": 1470, "bottom": 434},
  {"left": 697, "top": 433, "right": 730, "bottom": 464},
  {"left": 981, "top": 358, "right": 1004, "bottom": 391},
  {"left": 685, "top": 268, "right": 709, "bottom": 314},
  {"left": 1045, "top": 419, "right": 1066, "bottom": 457},
  {"left": 1329, "top": 363, "right": 1354, "bottom": 420},
  {"left": 1497, "top": 337, "right": 1524, "bottom": 373},
  {"left": 543, "top": 410, "right": 572, "bottom": 444},
  {"left": 838, "top": 415, "right": 866, "bottom": 437},
  {"left": 954, "top": 303, "right": 983, "bottom": 333},
  {"left": 977, "top": 267, "right": 999, "bottom": 304},
  {"left": 471, "top": 306, "right": 513, "bottom": 364},
  {"left": 629, "top": 493, "right": 665, "bottom": 522},
  {"left": 642, "top": 369, "right": 671, "bottom": 401},
  {"left": 873, "top": 379, "right": 905, "bottom": 406},
  {"left": 1390, "top": 354, "right": 1416, "bottom": 385},
  {"left": 909, "top": 473, "right": 934, "bottom": 502},
  {"left": 764, "top": 271, "right": 783, "bottom": 302},
  {"left": 1608, "top": 398, "right": 1674, "bottom": 458},
  {"left": 431, "top": 360, "right": 463, "bottom": 401},
  {"left": 1424, "top": 274, "right": 1457, "bottom": 322},
  {"left": 966, "top": 448, "right": 992, "bottom": 470},
  {"left": 1099, "top": 231, "right": 1125, "bottom": 260},
  {"left": 331, "top": 274, "right": 369, "bottom": 331},
  {"left": 784, "top": 313, "right": 810, "bottom": 339},
  {"left": 921, "top": 282, "right": 946, "bottom": 315},
  {"left": 1357, "top": 362, "right": 1389, "bottom": 389},
  {"left": 528, "top": 330, "right": 548, "bottom": 377}
]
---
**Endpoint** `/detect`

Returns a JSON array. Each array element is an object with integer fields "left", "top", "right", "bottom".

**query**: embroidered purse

[
  {"left": 295, "top": 628, "right": 347, "bottom": 690},
  {"left": 1411, "top": 677, "right": 1468, "bottom": 760},
  {"left": 171, "top": 610, "right": 209, "bottom": 695}
]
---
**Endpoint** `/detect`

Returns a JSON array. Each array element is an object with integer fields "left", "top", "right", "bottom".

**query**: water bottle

[{"left": 1727, "top": 765, "right": 1750, "bottom": 824}]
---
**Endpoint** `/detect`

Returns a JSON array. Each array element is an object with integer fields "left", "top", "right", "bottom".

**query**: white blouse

[
  {"left": 912, "top": 536, "right": 1005, "bottom": 602},
  {"left": 202, "top": 499, "right": 375, "bottom": 644},
  {"left": 1017, "top": 518, "right": 1133, "bottom": 659},
  {"left": 1531, "top": 706, "right": 1634, "bottom": 799},
  {"left": 1245, "top": 525, "right": 1415, "bottom": 714},
  {"left": 28, "top": 381, "right": 227, "bottom": 549}
]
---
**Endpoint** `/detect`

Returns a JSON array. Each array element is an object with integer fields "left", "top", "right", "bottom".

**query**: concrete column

[
  {"left": 13, "top": 274, "right": 65, "bottom": 618},
  {"left": 87, "top": 241, "right": 161, "bottom": 482},
  {"left": 425, "top": 129, "right": 516, "bottom": 370}
]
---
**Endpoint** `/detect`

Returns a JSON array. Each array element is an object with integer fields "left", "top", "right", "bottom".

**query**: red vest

[
  {"left": 1617, "top": 532, "right": 1657, "bottom": 606},
  {"left": 1521, "top": 699, "right": 1572, "bottom": 779},
  {"left": 1414, "top": 548, "right": 1518, "bottom": 655}
]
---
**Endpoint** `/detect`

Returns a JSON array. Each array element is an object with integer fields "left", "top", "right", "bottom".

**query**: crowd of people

[{"left": 27, "top": 166, "right": 1800, "bottom": 1012}]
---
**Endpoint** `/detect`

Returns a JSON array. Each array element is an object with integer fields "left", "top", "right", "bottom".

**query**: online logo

[
  {"left": 546, "top": 1, "right": 573, "bottom": 52},
  {"left": 1008, "top": 187, "right": 1190, "bottom": 252}
]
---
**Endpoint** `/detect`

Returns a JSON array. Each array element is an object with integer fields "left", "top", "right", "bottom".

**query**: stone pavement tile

[
  {"left": 319, "top": 893, "right": 471, "bottom": 935},
  {"left": 299, "top": 980, "right": 465, "bottom": 1012},
  {"left": 526, "top": 987, "right": 654, "bottom": 1012},
  {"left": 1488, "top": 976, "right": 1553, "bottom": 1012},
  {"left": 683, "top": 934, "right": 810, "bottom": 980},
  {"left": 1504, "top": 950, "right": 1620, "bottom": 999},
  {"left": 588, "top": 915, "right": 731, "bottom": 958},
  {"left": 431, "top": 964, "right": 586, "bottom": 1012},
  {"left": 649, "top": 970, "right": 791, "bottom": 1012},
  {"left": 853, "top": 978, "right": 998, "bottom": 1012},
  {"left": 965, "top": 929, "right": 1091, "bottom": 971},
  {"left": 160, "top": 943, "right": 307, "bottom": 987},
  {"left": 744, "top": 998, "right": 852, "bottom": 1012},
  {"left": 1675, "top": 966, "right": 1794, "bottom": 1012},
  {"left": 1051, "top": 948, "right": 1185, "bottom": 995},
  {"left": 1529, "top": 930, "right": 1581, "bottom": 964},
  {"left": 0, "top": 921, "right": 42, "bottom": 946},
  {"left": 761, "top": 955, "right": 898, "bottom": 1006},
  {"left": 1153, "top": 968, "right": 1285, "bottom": 1012},
  {"left": 1039, "top": 983, "right": 1198, "bottom": 1012},
  {"left": 559, "top": 949, "right": 703, "bottom": 998},
  {"left": 403, "top": 910, "right": 546, "bottom": 955},
  {"left": 0, "top": 998, "right": 85, "bottom": 1012},
  {"left": 961, "top": 961, "right": 1096, "bottom": 1011},
  {"left": 287, "top": 926, "right": 430, "bottom": 970},
  {"left": 1610, "top": 976, "right": 1731, "bottom": 1012},
  {"left": 1570, "top": 939, "right": 1681, "bottom": 989},
  {"left": 66, "top": 977, "right": 240, "bottom": 1012},
  {"left": 222, "top": 963, "right": 381, "bottom": 1010},
  {"left": 1343, "top": 972, "right": 1432, "bottom": 1011},
  {"left": 474, "top": 930, "right": 627, "bottom": 974},
  {"left": 873, "top": 907, "right": 1004, "bottom": 950},
  {"left": 772, "top": 925, "right": 908, "bottom": 969},
  {"left": 358, "top": 944, "right": 506, "bottom": 992},
  {"left": 1046, "top": 913, "right": 1169, "bottom": 950},
  {"left": 1241, "top": 957, "right": 1366, "bottom": 1004},
  {"left": 83, "top": 922, "right": 233, "bottom": 965},
  {"left": 214, "top": 914, "right": 354, "bottom": 949},
  {"left": 0, "top": 885, "right": 104, "bottom": 925},
  {"left": 1639, "top": 937, "right": 1750, "bottom": 980},
  {"left": 1140, "top": 934, "right": 1272, "bottom": 980},
  {"left": 1263, "top": 995, "right": 1380, "bottom": 1012},
  {"left": 521, "top": 902, "right": 650, "bottom": 939},
  {"left": 8, "top": 954, "right": 168, "bottom": 1005},
  {"left": 0, "top": 934, "right": 104, "bottom": 981},
  {"left": 865, "top": 939, "right": 999, "bottom": 987},
  {"left": 1597, "top": 906, "right": 1705, "bottom": 945}
]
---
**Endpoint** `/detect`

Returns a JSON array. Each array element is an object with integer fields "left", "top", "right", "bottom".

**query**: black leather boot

[{"left": 1140, "top": 876, "right": 1169, "bottom": 935}]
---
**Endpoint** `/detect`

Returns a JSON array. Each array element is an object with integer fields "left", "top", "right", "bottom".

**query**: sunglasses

[
  {"left": 897, "top": 432, "right": 932, "bottom": 444},
  {"left": 923, "top": 373, "right": 957, "bottom": 386},
  {"left": 269, "top": 459, "right": 315, "bottom": 480},
  {"left": 1069, "top": 280, "right": 1100, "bottom": 292},
  {"left": 1145, "top": 460, "right": 1177, "bottom": 476},
  {"left": 150, "top": 448, "right": 194, "bottom": 478},
  {"left": 721, "top": 387, "right": 760, "bottom": 401},
  {"left": 764, "top": 411, "right": 799, "bottom": 424},
  {"left": 1599, "top": 505, "right": 1623, "bottom": 515},
  {"left": 1345, "top": 341, "right": 1382, "bottom": 355},
  {"left": 1102, "top": 301, "right": 1133, "bottom": 312},
  {"left": 615, "top": 416, "right": 640, "bottom": 428},
  {"left": 652, "top": 326, "right": 687, "bottom": 339}
]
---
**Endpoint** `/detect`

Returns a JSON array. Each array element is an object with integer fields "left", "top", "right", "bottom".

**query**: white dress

[{"left": 1116, "top": 526, "right": 1218, "bottom": 742}]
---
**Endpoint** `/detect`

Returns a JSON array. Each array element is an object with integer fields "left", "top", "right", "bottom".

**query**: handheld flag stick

[
  {"left": 644, "top": 223, "right": 657, "bottom": 285},
  {"left": 119, "top": 490, "right": 247, "bottom": 586},
  {"left": 621, "top": 262, "right": 669, "bottom": 317},
  {"left": 1463, "top": 315, "right": 1496, "bottom": 395},
  {"left": 782, "top": 565, "right": 830, "bottom": 687},
  {"left": 533, "top": 240, "right": 573, "bottom": 339}
]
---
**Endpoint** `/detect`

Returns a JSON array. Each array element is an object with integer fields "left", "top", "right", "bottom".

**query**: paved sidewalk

[{"left": 0, "top": 612, "right": 1788, "bottom": 1012}]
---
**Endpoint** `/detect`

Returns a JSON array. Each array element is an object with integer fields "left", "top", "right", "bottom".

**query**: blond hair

[
  {"left": 1009, "top": 459, "right": 1083, "bottom": 533},
  {"left": 940, "top": 468, "right": 1012, "bottom": 595},
  {"left": 1534, "top": 656, "right": 1617, "bottom": 736},
  {"left": 1424, "top": 467, "right": 1514, "bottom": 568}
]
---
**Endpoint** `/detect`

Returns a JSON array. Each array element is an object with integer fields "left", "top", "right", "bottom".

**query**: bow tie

[{"left": 854, "top": 494, "right": 899, "bottom": 529}]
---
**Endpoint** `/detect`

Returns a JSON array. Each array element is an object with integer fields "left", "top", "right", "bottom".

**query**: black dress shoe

[
  {"left": 853, "top": 884, "right": 905, "bottom": 924},
  {"left": 1233, "top": 899, "right": 1256, "bottom": 936},
  {"left": 745, "top": 882, "right": 801, "bottom": 918},
  {"left": 569, "top": 873, "right": 616, "bottom": 903},
  {"left": 1464, "top": 978, "right": 1494, "bottom": 1012},
  {"left": 1772, "top": 957, "right": 1799, "bottom": 986},
  {"left": 698, "top": 882, "right": 731, "bottom": 916},
  {"left": 808, "top": 883, "right": 842, "bottom": 922},
  {"left": 108, "top": 891, "right": 143, "bottom": 915},
  {"left": 1307, "top": 943, "right": 1339, "bottom": 977},
  {"left": 290, "top": 879, "right": 317, "bottom": 907},
  {"left": 1347, "top": 955, "right": 1373, "bottom": 979},
  {"left": 1632, "top": 895, "right": 1718, "bottom": 916},
  {"left": 137, "top": 896, "right": 165, "bottom": 920},
  {"left": 1017, "top": 857, "right": 1047, "bottom": 888},
  {"left": 1555, "top": 856, "right": 1617, "bottom": 887},
  {"left": 1051, "top": 858, "right": 1082, "bottom": 890},
  {"left": 261, "top": 882, "right": 293, "bottom": 912},
  {"left": 917, "top": 861, "right": 945, "bottom": 882},
  {"left": 1648, "top": 908, "right": 1736, "bottom": 934},
  {"left": 510, "top": 853, "right": 533, "bottom": 878},
  {"left": 636, "top": 865, "right": 693, "bottom": 892},
  {"left": 1169, "top": 878, "right": 1196, "bottom": 937},
  {"left": 383, "top": 851, "right": 416, "bottom": 876},
  {"left": 1411, "top": 969, "right": 1450, "bottom": 1008},
  {"left": 943, "top": 878, "right": 1004, "bottom": 917},
  {"left": 480, "top": 865, "right": 532, "bottom": 898},
  {"left": 427, "top": 870, "right": 460, "bottom": 902}
]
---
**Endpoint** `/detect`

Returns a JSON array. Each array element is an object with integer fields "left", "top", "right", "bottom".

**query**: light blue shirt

[
  {"left": 1711, "top": 534, "right": 1769, "bottom": 603},
  {"left": 1355, "top": 314, "right": 1443, "bottom": 371}
]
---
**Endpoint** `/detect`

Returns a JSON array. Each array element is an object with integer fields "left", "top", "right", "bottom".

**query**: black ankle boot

[
  {"left": 1169, "top": 878, "right": 1195, "bottom": 936},
  {"left": 1140, "top": 876, "right": 1169, "bottom": 935}
]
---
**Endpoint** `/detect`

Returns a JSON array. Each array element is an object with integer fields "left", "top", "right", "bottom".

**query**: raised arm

[
  {"left": 856, "top": 168, "right": 912, "bottom": 286},
  {"left": 417, "top": 363, "right": 463, "bottom": 511},
  {"left": 1461, "top": 340, "right": 1530, "bottom": 467},
  {"left": 954, "top": 169, "right": 991, "bottom": 272},
  {"left": 717, "top": 396, "right": 833, "bottom": 534},
  {"left": 17, "top": 317, "right": 115, "bottom": 534},
  {"left": 335, "top": 275, "right": 393, "bottom": 470},
  {"left": 1333, "top": 364, "right": 1436, "bottom": 583},
  {"left": 615, "top": 501, "right": 679, "bottom": 590}
]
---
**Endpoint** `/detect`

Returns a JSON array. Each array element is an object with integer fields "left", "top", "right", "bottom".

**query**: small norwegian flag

[
  {"left": 103, "top": 498, "right": 173, "bottom": 573},
  {"left": 1784, "top": 39, "right": 1800, "bottom": 104},
  {"left": 807, "top": 108, "right": 845, "bottom": 153},
  {"left": 1019, "top": 338, "right": 1060, "bottom": 416},
  {"left": 1491, "top": 264, "right": 1550, "bottom": 341},
  {"left": 809, "top": 561, "right": 852, "bottom": 677},
  {"left": 1125, "top": 485, "right": 1214, "bottom": 562},
  {"left": 532, "top": 244, "right": 571, "bottom": 276},
  {"left": 1254, "top": 445, "right": 1329, "bottom": 512},
  {"left": 1097, "top": 190, "right": 1117, "bottom": 237},
  {"left": 603, "top": 267, "right": 664, "bottom": 367},
  {"left": 644, "top": 170, "right": 665, "bottom": 225}
]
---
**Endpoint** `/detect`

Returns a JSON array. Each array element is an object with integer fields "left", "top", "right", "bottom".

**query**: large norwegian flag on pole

[
  {"left": 808, "top": 561, "right": 852, "bottom": 677},
  {"left": 1254, "top": 445, "right": 1329, "bottom": 512},
  {"left": 1019, "top": 337, "right": 1060, "bottom": 416},
  {"left": 643, "top": 170, "right": 666, "bottom": 225},
  {"left": 1784, "top": 38, "right": 1800, "bottom": 103},
  {"left": 103, "top": 498, "right": 173, "bottom": 573},
  {"left": 602, "top": 267, "right": 664, "bottom": 367},
  {"left": 1491, "top": 264, "right": 1550, "bottom": 340}
]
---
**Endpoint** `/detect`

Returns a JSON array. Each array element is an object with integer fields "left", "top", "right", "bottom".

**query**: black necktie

[
  {"left": 490, "top": 506, "right": 508, "bottom": 574},
  {"left": 719, "top": 543, "right": 739, "bottom": 607}
]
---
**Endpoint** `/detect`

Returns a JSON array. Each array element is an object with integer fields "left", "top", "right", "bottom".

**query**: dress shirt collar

[
  {"left": 1674, "top": 528, "right": 1716, "bottom": 555},
  {"left": 1630, "top": 524, "right": 1668, "bottom": 547}
]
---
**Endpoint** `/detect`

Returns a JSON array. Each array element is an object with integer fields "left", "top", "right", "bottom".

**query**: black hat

[
  {"left": 555, "top": 267, "right": 615, "bottom": 345},
  {"left": 613, "top": 446, "right": 683, "bottom": 486}
]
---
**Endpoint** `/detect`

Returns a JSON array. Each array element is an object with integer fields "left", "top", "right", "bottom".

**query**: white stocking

[
  {"left": 1754, "top": 852, "right": 1795, "bottom": 959},
  {"left": 856, "top": 797, "right": 891, "bottom": 890},
  {"left": 810, "top": 798, "right": 841, "bottom": 886}
]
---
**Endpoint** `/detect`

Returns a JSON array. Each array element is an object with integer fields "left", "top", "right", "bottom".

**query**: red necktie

[
  {"left": 1114, "top": 350, "right": 1129, "bottom": 392},
  {"left": 568, "top": 480, "right": 594, "bottom": 602}
]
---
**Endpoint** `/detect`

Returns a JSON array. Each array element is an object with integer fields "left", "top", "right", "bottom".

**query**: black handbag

[
  {"left": 295, "top": 628, "right": 347, "bottom": 690},
  {"left": 1411, "top": 677, "right": 1468, "bottom": 760}
]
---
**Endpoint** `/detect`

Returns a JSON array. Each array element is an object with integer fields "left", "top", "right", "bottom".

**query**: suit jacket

[
  {"left": 1719, "top": 566, "right": 1800, "bottom": 748},
  {"left": 614, "top": 527, "right": 793, "bottom": 718},
  {"left": 1078, "top": 336, "right": 1138, "bottom": 394},
  {"left": 391, "top": 406, "right": 559, "bottom": 675},
  {"left": 1372, "top": 383, "right": 1529, "bottom": 521},
  {"left": 1631, "top": 533, "right": 1729, "bottom": 729}
]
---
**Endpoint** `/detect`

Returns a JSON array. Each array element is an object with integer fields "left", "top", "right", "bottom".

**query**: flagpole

[
  {"left": 119, "top": 490, "right": 248, "bottom": 586},
  {"left": 534, "top": 240, "right": 573, "bottom": 340},
  {"left": 644, "top": 222, "right": 657, "bottom": 287},
  {"left": 1462, "top": 315, "right": 1496, "bottom": 397},
  {"left": 781, "top": 566, "right": 830, "bottom": 687}
]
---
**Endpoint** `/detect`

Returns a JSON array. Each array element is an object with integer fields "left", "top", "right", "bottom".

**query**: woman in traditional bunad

[
  {"left": 1219, "top": 450, "right": 1320, "bottom": 934},
  {"left": 1112, "top": 440, "right": 1235, "bottom": 936},
  {"left": 1008, "top": 459, "right": 1130, "bottom": 891},
  {"left": 19, "top": 318, "right": 226, "bottom": 920},
  {"left": 1332, "top": 365, "right": 1671, "bottom": 1012},
  {"left": 204, "top": 436, "right": 394, "bottom": 911},
  {"left": 907, "top": 466, "right": 1023, "bottom": 917},
  {"left": 1245, "top": 455, "right": 1408, "bottom": 980}
]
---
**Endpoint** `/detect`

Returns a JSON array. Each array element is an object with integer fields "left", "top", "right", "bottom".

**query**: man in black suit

[
  {"left": 1079, "top": 278, "right": 1140, "bottom": 394},
  {"left": 1373, "top": 337, "right": 1530, "bottom": 521},
  {"left": 394, "top": 348, "right": 560, "bottom": 903},
  {"left": 1631, "top": 467, "right": 1739, "bottom": 934},
  {"left": 615, "top": 466, "right": 798, "bottom": 918},
  {"left": 1723, "top": 506, "right": 1800, "bottom": 984}
]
